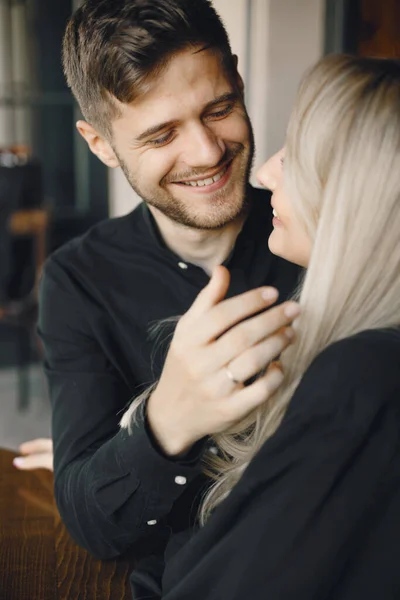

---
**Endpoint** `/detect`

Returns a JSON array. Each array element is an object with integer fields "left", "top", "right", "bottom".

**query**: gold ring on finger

[{"left": 224, "top": 366, "right": 240, "bottom": 385}]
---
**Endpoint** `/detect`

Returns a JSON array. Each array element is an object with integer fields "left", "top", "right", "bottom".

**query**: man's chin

[
  {"left": 183, "top": 199, "right": 247, "bottom": 230},
  {"left": 141, "top": 167, "right": 250, "bottom": 229}
]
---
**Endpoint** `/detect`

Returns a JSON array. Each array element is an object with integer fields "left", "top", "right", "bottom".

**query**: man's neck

[{"left": 148, "top": 206, "right": 247, "bottom": 275}]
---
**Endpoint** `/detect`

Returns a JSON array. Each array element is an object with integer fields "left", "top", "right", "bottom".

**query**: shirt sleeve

[
  {"left": 162, "top": 335, "right": 400, "bottom": 599},
  {"left": 38, "top": 256, "right": 205, "bottom": 560}
]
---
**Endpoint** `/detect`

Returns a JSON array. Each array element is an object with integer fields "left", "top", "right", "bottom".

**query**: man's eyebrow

[
  {"left": 135, "top": 93, "right": 238, "bottom": 143},
  {"left": 135, "top": 120, "right": 178, "bottom": 142},
  {"left": 203, "top": 92, "right": 238, "bottom": 112}
]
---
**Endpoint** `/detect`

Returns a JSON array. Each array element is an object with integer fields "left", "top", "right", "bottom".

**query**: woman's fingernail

[
  {"left": 285, "top": 327, "right": 295, "bottom": 340},
  {"left": 268, "top": 368, "right": 284, "bottom": 390},
  {"left": 13, "top": 458, "right": 24, "bottom": 468},
  {"left": 262, "top": 288, "right": 279, "bottom": 301},
  {"left": 284, "top": 302, "right": 301, "bottom": 318}
]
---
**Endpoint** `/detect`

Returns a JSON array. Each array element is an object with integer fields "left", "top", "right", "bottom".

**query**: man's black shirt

[{"left": 38, "top": 186, "right": 301, "bottom": 559}]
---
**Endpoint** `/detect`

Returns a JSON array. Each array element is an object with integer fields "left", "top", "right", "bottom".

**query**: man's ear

[
  {"left": 76, "top": 120, "right": 120, "bottom": 168},
  {"left": 232, "top": 55, "right": 245, "bottom": 96}
]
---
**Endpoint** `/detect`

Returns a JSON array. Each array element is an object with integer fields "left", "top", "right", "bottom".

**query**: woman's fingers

[
  {"left": 13, "top": 452, "right": 54, "bottom": 471},
  {"left": 18, "top": 438, "right": 53, "bottom": 455},
  {"left": 147, "top": 277, "right": 300, "bottom": 454},
  {"left": 185, "top": 266, "right": 231, "bottom": 319},
  {"left": 204, "top": 301, "right": 300, "bottom": 371},
  {"left": 191, "top": 286, "right": 280, "bottom": 345},
  {"left": 193, "top": 363, "right": 286, "bottom": 438},
  {"left": 224, "top": 327, "right": 293, "bottom": 385},
  {"left": 13, "top": 438, "right": 54, "bottom": 471},
  {"left": 229, "top": 363, "right": 285, "bottom": 417}
]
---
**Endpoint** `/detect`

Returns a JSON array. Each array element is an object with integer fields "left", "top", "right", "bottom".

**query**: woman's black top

[{"left": 133, "top": 328, "right": 400, "bottom": 599}]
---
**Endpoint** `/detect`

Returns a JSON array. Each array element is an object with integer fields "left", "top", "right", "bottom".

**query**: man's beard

[{"left": 116, "top": 126, "right": 255, "bottom": 231}]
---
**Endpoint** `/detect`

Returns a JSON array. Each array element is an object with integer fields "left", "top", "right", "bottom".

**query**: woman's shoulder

[
  {"left": 289, "top": 328, "right": 400, "bottom": 424},
  {"left": 307, "top": 328, "right": 400, "bottom": 384}
]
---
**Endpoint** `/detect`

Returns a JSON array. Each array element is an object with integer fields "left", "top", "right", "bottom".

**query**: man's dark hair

[{"left": 63, "top": 0, "right": 235, "bottom": 137}]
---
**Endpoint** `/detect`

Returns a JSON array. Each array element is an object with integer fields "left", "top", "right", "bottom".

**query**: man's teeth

[
  {"left": 182, "top": 166, "right": 227, "bottom": 187},
  {"left": 273, "top": 208, "right": 279, "bottom": 218}
]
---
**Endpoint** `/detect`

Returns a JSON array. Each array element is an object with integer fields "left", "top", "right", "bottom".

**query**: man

[{"left": 16, "top": 0, "right": 301, "bottom": 561}]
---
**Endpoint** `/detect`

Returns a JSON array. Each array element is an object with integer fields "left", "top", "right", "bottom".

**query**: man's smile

[{"left": 172, "top": 160, "right": 234, "bottom": 194}]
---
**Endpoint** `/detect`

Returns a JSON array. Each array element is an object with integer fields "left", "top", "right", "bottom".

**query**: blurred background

[{"left": 0, "top": 0, "right": 399, "bottom": 451}]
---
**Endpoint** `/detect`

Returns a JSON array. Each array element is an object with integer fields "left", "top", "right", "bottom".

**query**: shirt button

[
  {"left": 178, "top": 262, "right": 188, "bottom": 270},
  {"left": 147, "top": 520, "right": 157, "bottom": 526},
  {"left": 175, "top": 476, "right": 187, "bottom": 486}
]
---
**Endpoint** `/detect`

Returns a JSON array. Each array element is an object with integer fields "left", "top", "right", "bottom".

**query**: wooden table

[{"left": 0, "top": 448, "right": 134, "bottom": 599}]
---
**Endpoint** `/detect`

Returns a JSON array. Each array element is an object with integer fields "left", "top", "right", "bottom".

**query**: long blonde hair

[{"left": 122, "top": 55, "right": 400, "bottom": 524}]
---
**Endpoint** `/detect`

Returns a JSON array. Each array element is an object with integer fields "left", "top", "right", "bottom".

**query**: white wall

[
  {"left": 109, "top": 0, "right": 325, "bottom": 217},
  {"left": 109, "top": 165, "right": 141, "bottom": 215},
  {"left": 0, "top": 0, "right": 38, "bottom": 148},
  {"left": 265, "top": 0, "right": 325, "bottom": 157},
  {"left": 0, "top": 0, "right": 15, "bottom": 147}
]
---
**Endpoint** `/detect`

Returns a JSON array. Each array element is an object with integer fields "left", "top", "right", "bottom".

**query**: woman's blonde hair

[{"left": 122, "top": 55, "right": 400, "bottom": 524}]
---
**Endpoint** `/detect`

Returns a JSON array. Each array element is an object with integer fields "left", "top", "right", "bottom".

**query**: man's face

[{"left": 110, "top": 48, "right": 254, "bottom": 230}]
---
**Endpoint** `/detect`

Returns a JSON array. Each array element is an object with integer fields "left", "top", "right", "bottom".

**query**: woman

[{"left": 156, "top": 54, "right": 400, "bottom": 599}]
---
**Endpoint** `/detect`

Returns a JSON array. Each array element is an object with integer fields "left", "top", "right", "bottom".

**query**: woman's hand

[
  {"left": 147, "top": 266, "right": 300, "bottom": 456},
  {"left": 13, "top": 438, "right": 54, "bottom": 471}
]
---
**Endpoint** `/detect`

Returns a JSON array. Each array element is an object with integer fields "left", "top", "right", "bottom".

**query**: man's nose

[{"left": 182, "top": 125, "right": 225, "bottom": 170}]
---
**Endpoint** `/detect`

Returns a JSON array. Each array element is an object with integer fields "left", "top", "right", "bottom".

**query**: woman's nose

[
  {"left": 256, "top": 158, "right": 277, "bottom": 191},
  {"left": 256, "top": 149, "right": 284, "bottom": 190}
]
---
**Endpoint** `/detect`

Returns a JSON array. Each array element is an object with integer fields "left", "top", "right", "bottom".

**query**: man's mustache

[{"left": 163, "top": 144, "right": 245, "bottom": 185}]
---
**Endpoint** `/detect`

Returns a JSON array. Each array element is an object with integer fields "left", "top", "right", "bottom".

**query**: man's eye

[
  {"left": 149, "top": 131, "right": 174, "bottom": 146},
  {"left": 208, "top": 104, "right": 234, "bottom": 119}
]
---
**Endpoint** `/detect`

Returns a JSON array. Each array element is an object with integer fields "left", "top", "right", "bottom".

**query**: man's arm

[
  {"left": 40, "top": 258, "right": 297, "bottom": 560},
  {"left": 39, "top": 256, "right": 204, "bottom": 560}
]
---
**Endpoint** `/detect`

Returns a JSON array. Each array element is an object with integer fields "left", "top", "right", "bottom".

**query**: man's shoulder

[
  {"left": 48, "top": 203, "right": 146, "bottom": 270},
  {"left": 247, "top": 186, "right": 272, "bottom": 240},
  {"left": 248, "top": 185, "right": 273, "bottom": 232},
  {"left": 251, "top": 185, "right": 272, "bottom": 203},
  {"left": 250, "top": 185, "right": 272, "bottom": 213}
]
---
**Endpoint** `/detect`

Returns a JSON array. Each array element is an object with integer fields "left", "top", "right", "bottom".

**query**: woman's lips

[{"left": 272, "top": 216, "right": 283, "bottom": 227}]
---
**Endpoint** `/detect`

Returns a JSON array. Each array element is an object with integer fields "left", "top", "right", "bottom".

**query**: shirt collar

[{"left": 138, "top": 185, "right": 273, "bottom": 269}]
